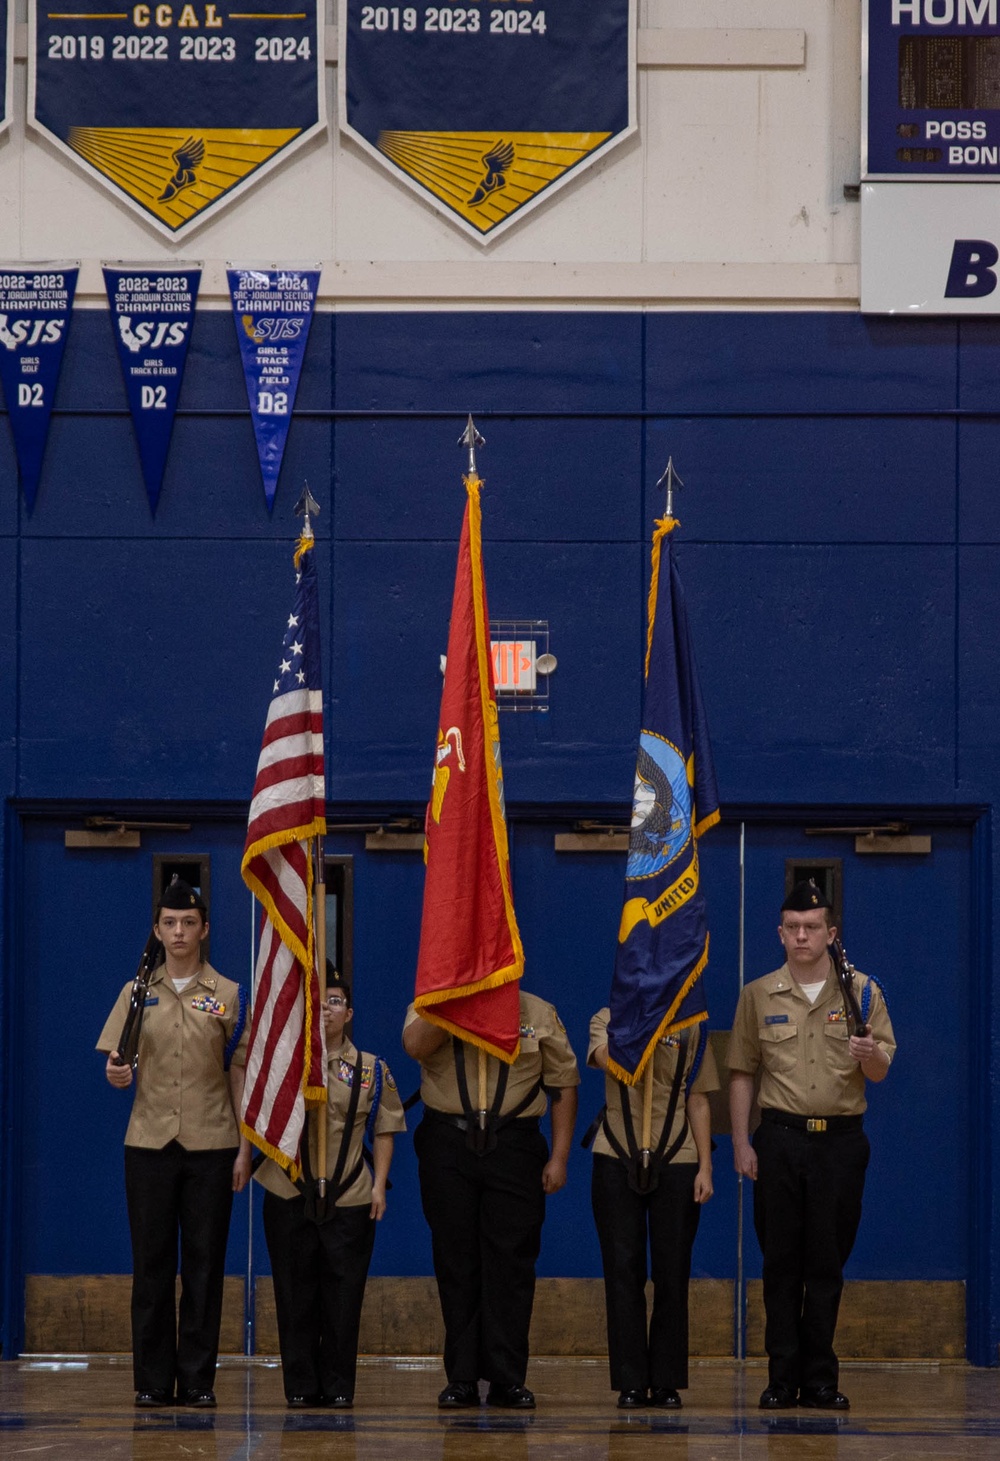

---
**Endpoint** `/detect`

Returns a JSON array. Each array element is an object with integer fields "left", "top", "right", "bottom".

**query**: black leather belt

[
  {"left": 761, "top": 1109, "right": 863, "bottom": 1134},
  {"left": 423, "top": 1107, "right": 540, "bottom": 1133}
]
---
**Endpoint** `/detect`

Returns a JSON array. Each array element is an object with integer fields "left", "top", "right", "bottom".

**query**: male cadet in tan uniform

[
  {"left": 403, "top": 989, "right": 579, "bottom": 1410},
  {"left": 256, "top": 971, "right": 406, "bottom": 1409},
  {"left": 97, "top": 879, "right": 251, "bottom": 1407},
  {"left": 728, "top": 880, "right": 895, "bottom": 1412}
]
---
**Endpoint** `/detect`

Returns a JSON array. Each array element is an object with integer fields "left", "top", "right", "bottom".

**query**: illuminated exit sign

[{"left": 491, "top": 640, "right": 537, "bottom": 693}]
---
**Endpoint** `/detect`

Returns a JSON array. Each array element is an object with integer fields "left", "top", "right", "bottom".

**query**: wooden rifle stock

[
  {"left": 114, "top": 931, "right": 165, "bottom": 1071},
  {"left": 832, "top": 937, "right": 869, "bottom": 1038}
]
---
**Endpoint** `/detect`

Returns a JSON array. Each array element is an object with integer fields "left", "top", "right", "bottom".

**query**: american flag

[{"left": 240, "top": 529, "right": 327, "bottom": 1174}]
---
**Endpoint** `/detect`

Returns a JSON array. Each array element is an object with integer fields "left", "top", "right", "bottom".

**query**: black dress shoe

[
  {"left": 177, "top": 1391, "right": 216, "bottom": 1408},
  {"left": 485, "top": 1383, "right": 535, "bottom": 1409},
  {"left": 286, "top": 1394, "right": 323, "bottom": 1408},
  {"left": 134, "top": 1390, "right": 173, "bottom": 1407},
  {"left": 325, "top": 1394, "right": 354, "bottom": 1409},
  {"left": 650, "top": 1387, "right": 682, "bottom": 1408},
  {"left": 799, "top": 1386, "right": 850, "bottom": 1410},
  {"left": 438, "top": 1381, "right": 480, "bottom": 1408},
  {"left": 617, "top": 1388, "right": 647, "bottom": 1408},
  {"left": 759, "top": 1385, "right": 797, "bottom": 1409}
]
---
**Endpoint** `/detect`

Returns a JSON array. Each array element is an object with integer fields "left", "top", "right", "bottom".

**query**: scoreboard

[{"left": 864, "top": 0, "right": 1000, "bottom": 178}]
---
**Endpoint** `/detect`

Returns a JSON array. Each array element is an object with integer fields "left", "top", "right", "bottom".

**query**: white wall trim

[{"left": 66, "top": 259, "right": 858, "bottom": 307}]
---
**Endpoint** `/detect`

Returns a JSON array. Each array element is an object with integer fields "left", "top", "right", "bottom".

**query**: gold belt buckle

[{"left": 806, "top": 1118, "right": 827, "bottom": 1133}]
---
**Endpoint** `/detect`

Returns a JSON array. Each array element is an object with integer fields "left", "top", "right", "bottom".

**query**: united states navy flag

[{"left": 607, "top": 513, "right": 719, "bottom": 1086}]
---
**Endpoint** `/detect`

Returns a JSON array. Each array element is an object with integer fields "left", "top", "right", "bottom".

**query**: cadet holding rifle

[
  {"left": 727, "top": 880, "right": 895, "bottom": 1413},
  {"left": 97, "top": 878, "right": 251, "bottom": 1408}
]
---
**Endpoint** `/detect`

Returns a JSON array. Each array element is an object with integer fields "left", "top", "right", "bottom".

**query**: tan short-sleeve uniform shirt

[
  {"left": 726, "top": 961, "right": 895, "bottom": 1117},
  {"left": 255, "top": 1037, "right": 407, "bottom": 1207},
  {"left": 404, "top": 990, "right": 580, "bottom": 1117},
  {"left": 96, "top": 962, "right": 247, "bottom": 1150},
  {"left": 587, "top": 1008, "right": 720, "bottom": 1164}
]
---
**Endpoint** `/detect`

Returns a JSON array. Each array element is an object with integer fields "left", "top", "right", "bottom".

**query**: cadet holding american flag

[
  {"left": 242, "top": 492, "right": 403, "bottom": 1409},
  {"left": 240, "top": 488, "right": 327, "bottom": 1178},
  {"left": 587, "top": 461, "right": 720, "bottom": 1411}
]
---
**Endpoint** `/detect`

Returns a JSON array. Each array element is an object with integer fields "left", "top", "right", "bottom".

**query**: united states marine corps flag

[
  {"left": 340, "top": 0, "right": 635, "bottom": 242},
  {"left": 413, "top": 420, "right": 523, "bottom": 1060},
  {"left": 28, "top": 2, "right": 324, "bottom": 239},
  {"left": 607, "top": 464, "right": 720, "bottom": 1086},
  {"left": 240, "top": 497, "right": 327, "bottom": 1174}
]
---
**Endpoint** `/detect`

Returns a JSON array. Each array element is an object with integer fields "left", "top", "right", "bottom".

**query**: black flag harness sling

[{"left": 583, "top": 1030, "right": 691, "bottom": 1195}]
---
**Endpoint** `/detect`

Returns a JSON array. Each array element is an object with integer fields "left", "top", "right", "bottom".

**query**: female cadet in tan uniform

[
  {"left": 97, "top": 878, "right": 251, "bottom": 1408},
  {"left": 255, "top": 973, "right": 405, "bottom": 1408},
  {"left": 588, "top": 1010, "right": 717, "bottom": 1409}
]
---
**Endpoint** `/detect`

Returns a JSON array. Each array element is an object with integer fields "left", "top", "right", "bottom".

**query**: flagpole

[
  {"left": 640, "top": 464, "right": 675, "bottom": 1168},
  {"left": 656, "top": 456, "right": 683, "bottom": 517},
  {"left": 297, "top": 481, "right": 328, "bottom": 1211},
  {"left": 463, "top": 415, "right": 491, "bottom": 1132},
  {"left": 459, "top": 412, "right": 484, "bottom": 478},
  {"left": 477, "top": 1047, "right": 489, "bottom": 1136},
  {"left": 640, "top": 1065, "right": 654, "bottom": 1179}
]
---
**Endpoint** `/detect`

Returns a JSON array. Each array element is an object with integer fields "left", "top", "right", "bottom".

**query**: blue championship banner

[
  {"left": 0, "top": 264, "right": 78, "bottom": 512},
  {"left": 103, "top": 265, "right": 201, "bottom": 514},
  {"left": 1, "top": 1, "right": 12, "bottom": 136},
  {"left": 228, "top": 267, "right": 319, "bottom": 511},
  {"left": 339, "top": 0, "right": 636, "bottom": 240},
  {"left": 28, "top": 2, "right": 324, "bottom": 238}
]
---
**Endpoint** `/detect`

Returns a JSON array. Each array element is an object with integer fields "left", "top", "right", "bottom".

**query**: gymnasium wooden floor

[{"left": 3, "top": 1356, "right": 1000, "bottom": 1459}]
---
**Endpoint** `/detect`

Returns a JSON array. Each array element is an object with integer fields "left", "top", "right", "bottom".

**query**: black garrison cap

[
  {"left": 157, "top": 875, "right": 207, "bottom": 915},
  {"left": 781, "top": 878, "right": 831, "bottom": 914}
]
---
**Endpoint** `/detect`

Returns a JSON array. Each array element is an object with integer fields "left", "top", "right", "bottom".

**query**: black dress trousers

[
  {"left": 262, "top": 1190, "right": 376, "bottom": 1401},
  {"left": 124, "top": 1141, "right": 236, "bottom": 1396},
  {"left": 752, "top": 1120, "right": 870, "bottom": 1394},
  {"left": 591, "top": 1154, "right": 701, "bottom": 1392},
  {"left": 414, "top": 1113, "right": 548, "bottom": 1387}
]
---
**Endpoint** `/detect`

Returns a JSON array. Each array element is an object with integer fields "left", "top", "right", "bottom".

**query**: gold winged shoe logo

[
  {"left": 159, "top": 136, "right": 206, "bottom": 202},
  {"left": 468, "top": 140, "right": 515, "bottom": 205}
]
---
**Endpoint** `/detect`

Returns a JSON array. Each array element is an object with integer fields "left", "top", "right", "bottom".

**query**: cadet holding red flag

[{"left": 404, "top": 420, "right": 579, "bottom": 1412}]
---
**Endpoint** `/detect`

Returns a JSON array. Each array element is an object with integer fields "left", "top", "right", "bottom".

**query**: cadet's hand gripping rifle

[
  {"left": 832, "top": 937, "right": 869, "bottom": 1039},
  {"left": 112, "top": 931, "right": 165, "bottom": 1071}
]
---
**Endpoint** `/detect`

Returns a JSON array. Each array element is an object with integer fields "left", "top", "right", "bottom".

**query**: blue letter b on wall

[{"left": 945, "top": 240, "right": 999, "bottom": 298}]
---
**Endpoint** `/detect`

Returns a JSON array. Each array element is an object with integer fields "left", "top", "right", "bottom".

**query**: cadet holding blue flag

[
  {"left": 589, "top": 1013, "right": 718, "bottom": 1409},
  {"left": 589, "top": 465, "right": 721, "bottom": 1409},
  {"left": 605, "top": 466, "right": 720, "bottom": 1089}
]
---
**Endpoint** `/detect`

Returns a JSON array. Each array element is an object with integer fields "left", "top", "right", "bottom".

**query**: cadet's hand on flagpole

[
  {"left": 541, "top": 1155, "right": 568, "bottom": 1194},
  {"left": 732, "top": 1140, "right": 757, "bottom": 1181},
  {"left": 106, "top": 1053, "right": 133, "bottom": 1089}
]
